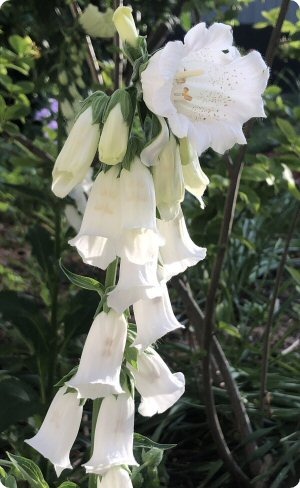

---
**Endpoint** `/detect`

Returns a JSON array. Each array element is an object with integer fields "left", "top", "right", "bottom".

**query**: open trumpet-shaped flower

[
  {"left": 129, "top": 348, "right": 185, "bottom": 417},
  {"left": 97, "top": 467, "right": 133, "bottom": 488},
  {"left": 69, "top": 166, "right": 120, "bottom": 269},
  {"left": 52, "top": 107, "right": 100, "bottom": 198},
  {"left": 133, "top": 284, "right": 184, "bottom": 350},
  {"left": 84, "top": 394, "right": 138, "bottom": 475},
  {"left": 25, "top": 387, "right": 83, "bottom": 476},
  {"left": 141, "top": 22, "right": 269, "bottom": 156},
  {"left": 157, "top": 207, "right": 206, "bottom": 280},
  {"left": 67, "top": 311, "right": 127, "bottom": 399}
]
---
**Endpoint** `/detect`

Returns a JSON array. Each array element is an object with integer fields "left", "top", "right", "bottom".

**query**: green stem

[{"left": 88, "top": 258, "right": 119, "bottom": 488}]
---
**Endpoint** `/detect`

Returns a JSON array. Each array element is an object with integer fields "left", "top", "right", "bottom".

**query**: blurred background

[{"left": 0, "top": 0, "right": 299, "bottom": 487}]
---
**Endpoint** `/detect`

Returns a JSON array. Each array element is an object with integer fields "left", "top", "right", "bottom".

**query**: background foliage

[{"left": 0, "top": 0, "right": 299, "bottom": 487}]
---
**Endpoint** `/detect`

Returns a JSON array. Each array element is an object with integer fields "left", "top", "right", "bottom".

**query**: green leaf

[
  {"left": 54, "top": 366, "right": 78, "bottom": 388},
  {"left": 58, "top": 483, "right": 79, "bottom": 488},
  {"left": 4, "top": 475, "right": 17, "bottom": 488},
  {"left": 0, "top": 377, "right": 41, "bottom": 432},
  {"left": 134, "top": 433, "right": 176, "bottom": 451},
  {"left": 276, "top": 118, "right": 297, "bottom": 143},
  {"left": 122, "top": 135, "right": 144, "bottom": 170},
  {"left": 59, "top": 259, "right": 104, "bottom": 296},
  {"left": 7, "top": 453, "right": 49, "bottom": 488},
  {"left": 286, "top": 266, "right": 300, "bottom": 286},
  {"left": 218, "top": 321, "right": 241, "bottom": 339},
  {"left": 103, "top": 89, "right": 133, "bottom": 124},
  {"left": 91, "top": 92, "right": 109, "bottom": 124},
  {"left": 27, "top": 224, "right": 55, "bottom": 278}
]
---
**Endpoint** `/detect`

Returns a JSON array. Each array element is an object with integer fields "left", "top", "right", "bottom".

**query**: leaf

[
  {"left": 218, "top": 321, "right": 241, "bottom": 339},
  {"left": 0, "top": 377, "right": 41, "bottom": 432},
  {"left": 7, "top": 454, "right": 48, "bottom": 488},
  {"left": 134, "top": 433, "right": 176, "bottom": 451},
  {"left": 91, "top": 92, "right": 109, "bottom": 124},
  {"left": 54, "top": 366, "right": 78, "bottom": 388},
  {"left": 4, "top": 475, "right": 17, "bottom": 488},
  {"left": 58, "top": 483, "right": 79, "bottom": 488},
  {"left": 286, "top": 266, "right": 300, "bottom": 286},
  {"left": 276, "top": 118, "right": 298, "bottom": 143},
  {"left": 27, "top": 224, "right": 55, "bottom": 280},
  {"left": 59, "top": 259, "right": 104, "bottom": 296}
]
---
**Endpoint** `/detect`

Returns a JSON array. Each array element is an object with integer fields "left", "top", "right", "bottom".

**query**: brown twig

[
  {"left": 10, "top": 133, "right": 55, "bottom": 164},
  {"left": 200, "top": 0, "right": 291, "bottom": 485},
  {"left": 113, "top": 0, "right": 123, "bottom": 90},
  {"left": 174, "top": 278, "right": 261, "bottom": 481},
  {"left": 260, "top": 203, "right": 299, "bottom": 409},
  {"left": 69, "top": 1, "right": 103, "bottom": 85}
]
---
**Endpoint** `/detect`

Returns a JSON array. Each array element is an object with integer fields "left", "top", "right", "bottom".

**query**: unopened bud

[
  {"left": 113, "top": 6, "right": 138, "bottom": 48},
  {"left": 98, "top": 103, "right": 129, "bottom": 165}
]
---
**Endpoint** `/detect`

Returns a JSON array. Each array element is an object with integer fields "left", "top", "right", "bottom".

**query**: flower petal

[
  {"left": 68, "top": 311, "right": 127, "bottom": 399},
  {"left": 25, "top": 387, "right": 82, "bottom": 476},
  {"left": 133, "top": 284, "right": 184, "bottom": 350},
  {"left": 84, "top": 394, "right": 138, "bottom": 474},
  {"left": 69, "top": 235, "right": 116, "bottom": 270},
  {"left": 184, "top": 22, "right": 233, "bottom": 52},
  {"left": 157, "top": 208, "right": 206, "bottom": 280},
  {"left": 120, "top": 158, "right": 157, "bottom": 230},
  {"left": 97, "top": 467, "right": 133, "bottom": 488},
  {"left": 130, "top": 348, "right": 185, "bottom": 417},
  {"left": 140, "top": 116, "right": 169, "bottom": 167}
]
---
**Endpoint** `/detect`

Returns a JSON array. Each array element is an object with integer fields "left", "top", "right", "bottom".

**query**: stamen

[
  {"left": 175, "top": 69, "right": 204, "bottom": 83},
  {"left": 172, "top": 87, "right": 193, "bottom": 102}
]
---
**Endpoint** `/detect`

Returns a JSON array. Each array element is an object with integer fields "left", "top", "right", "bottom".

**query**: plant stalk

[
  {"left": 201, "top": 0, "right": 291, "bottom": 484},
  {"left": 259, "top": 204, "right": 299, "bottom": 409}
]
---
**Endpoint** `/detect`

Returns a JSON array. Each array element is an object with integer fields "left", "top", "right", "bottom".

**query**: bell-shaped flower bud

[
  {"left": 179, "top": 138, "right": 209, "bottom": 208},
  {"left": 25, "top": 387, "right": 83, "bottom": 476},
  {"left": 113, "top": 6, "right": 138, "bottom": 48},
  {"left": 84, "top": 394, "right": 138, "bottom": 475},
  {"left": 79, "top": 5, "right": 115, "bottom": 39},
  {"left": 69, "top": 167, "right": 120, "bottom": 269},
  {"left": 67, "top": 311, "right": 127, "bottom": 400},
  {"left": 140, "top": 116, "right": 169, "bottom": 167},
  {"left": 157, "top": 207, "right": 206, "bottom": 280},
  {"left": 133, "top": 284, "right": 184, "bottom": 350},
  {"left": 129, "top": 348, "right": 185, "bottom": 417},
  {"left": 97, "top": 467, "right": 133, "bottom": 488},
  {"left": 153, "top": 135, "right": 184, "bottom": 220},
  {"left": 99, "top": 89, "right": 133, "bottom": 165},
  {"left": 120, "top": 158, "right": 157, "bottom": 230},
  {"left": 52, "top": 107, "right": 100, "bottom": 198}
]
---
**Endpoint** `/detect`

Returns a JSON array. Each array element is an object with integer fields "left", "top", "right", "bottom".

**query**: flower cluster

[{"left": 26, "top": 6, "right": 269, "bottom": 486}]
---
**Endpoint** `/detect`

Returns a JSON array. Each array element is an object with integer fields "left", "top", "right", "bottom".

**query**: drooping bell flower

[
  {"left": 120, "top": 158, "right": 157, "bottom": 231},
  {"left": 141, "top": 22, "right": 269, "bottom": 156},
  {"left": 157, "top": 207, "right": 206, "bottom": 280},
  {"left": 69, "top": 166, "right": 120, "bottom": 269},
  {"left": 25, "top": 387, "right": 83, "bottom": 476},
  {"left": 179, "top": 137, "right": 210, "bottom": 208},
  {"left": 133, "top": 283, "right": 184, "bottom": 350},
  {"left": 152, "top": 134, "right": 184, "bottom": 220},
  {"left": 67, "top": 311, "right": 127, "bottom": 400},
  {"left": 107, "top": 242, "right": 162, "bottom": 313},
  {"left": 84, "top": 394, "right": 138, "bottom": 475},
  {"left": 140, "top": 116, "right": 169, "bottom": 167},
  {"left": 52, "top": 107, "right": 100, "bottom": 198},
  {"left": 97, "top": 466, "right": 133, "bottom": 488},
  {"left": 129, "top": 348, "right": 185, "bottom": 417}
]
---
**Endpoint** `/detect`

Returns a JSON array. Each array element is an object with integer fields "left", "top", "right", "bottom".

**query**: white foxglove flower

[
  {"left": 140, "top": 116, "right": 169, "bottom": 167},
  {"left": 68, "top": 311, "right": 127, "bottom": 400},
  {"left": 120, "top": 158, "right": 157, "bottom": 230},
  {"left": 133, "top": 284, "right": 184, "bottom": 350},
  {"left": 97, "top": 467, "right": 133, "bottom": 488},
  {"left": 141, "top": 22, "right": 269, "bottom": 156},
  {"left": 158, "top": 207, "right": 206, "bottom": 280},
  {"left": 84, "top": 394, "right": 138, "bottom": 474},
  {"left": 107, "top": 251, "right": 162, "bottom": 313},
  {"left": 179, "top": 138, "right": 209, "bottom": 208},
  {"left": 99, "top": 103, "right": 129, "bottom": 165},
  {"left": 25, "top": 387, "right": 83, "bottom": 476},
  {"left": 152, "top": 134, "right": 184, "bottom": 220},
  {"left": 69, "top": 167, "right": 120, "bottom": 269},
  {"left": 52, "top": 107, "right": 100, "bottom": 198},
  {"left": 130, "top": 348, "right": 185, "bottom": 417},
  {"left": 113, "top": 6, "right": 138, "bottom": 47}
]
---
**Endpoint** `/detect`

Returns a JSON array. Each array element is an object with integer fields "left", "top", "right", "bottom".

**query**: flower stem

[{"left": 259, "top": 203, "right": 299, "bottom": 410}]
